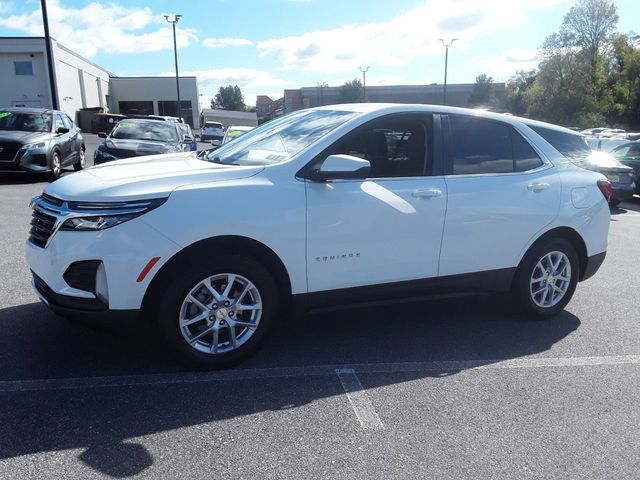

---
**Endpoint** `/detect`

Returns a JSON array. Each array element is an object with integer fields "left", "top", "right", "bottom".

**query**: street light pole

[
  {"left": 40, "top": 0, "right": 58, "bottom": 110},
  {"left": 358, "top": 66, "right": 370, "bottom": 102},
  {"left": 438, "top": 38, "right": 458, "bottom": 105},
  {"left": 164, "top": 14, "right": 183, "bottom": 121}
]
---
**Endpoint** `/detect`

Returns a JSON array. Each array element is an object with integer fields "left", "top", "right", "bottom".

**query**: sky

[{"left": 0, "top": 0, "right": 638, "bottom": 108}]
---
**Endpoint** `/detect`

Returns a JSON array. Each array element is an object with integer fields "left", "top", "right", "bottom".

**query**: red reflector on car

[
  {"left": 597, "top": 179, "right": 612, "bottom": 201},
  {"left": 137, "top": 257, "right": 161, "bottom": 283}
]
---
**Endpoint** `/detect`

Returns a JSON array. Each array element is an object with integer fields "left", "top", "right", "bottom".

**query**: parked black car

[
  {"left": 0, "top": 107, "right": 85, "bottom": 180},
  {"left": 612, "top": 141, "right": 640, "bottom": 195},
  {"left": 94, "top": 118, "right": 195, "bottom": 164}
]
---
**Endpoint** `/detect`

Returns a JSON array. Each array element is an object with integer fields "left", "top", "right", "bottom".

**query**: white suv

[{"left": 26, "top": 104, "right": 611, "bottom": 368}]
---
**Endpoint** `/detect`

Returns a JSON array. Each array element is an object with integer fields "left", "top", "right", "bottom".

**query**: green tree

[
  {"left": 468, "top": 74, "right": 495, "bottom": 106},
  {"left": 212, "top": 85, "right": 246, "bottom": 111},
  {"left": 503, "top": 70, "right": 537, "bottom": 115},
  {"left": 338, "top": 79, "right": 364, "bottom": 103},
  {"left": 561, "top": 0, "right": 619, "bottom": 90}
]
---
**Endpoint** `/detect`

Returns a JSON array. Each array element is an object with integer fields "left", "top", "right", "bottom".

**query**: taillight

[{"left": 597, "top": 179, "right": 612, "bottom": 201}]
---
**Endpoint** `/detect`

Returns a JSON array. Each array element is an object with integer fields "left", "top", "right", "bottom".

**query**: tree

[
  {"left": 212, "top": 85, "right": 246, "bottom": 111},
  {"left": 468, "top": 74, "right": 495, "bottom": 106},
  {"left": 503, "top": 70, "right": 537, "bottom": 115},
  {"left": 561, "top": 0, "right": 619, "bottom": 90},
  {"left": 338, "top": 79, "right": 364, "bottom": 103}
]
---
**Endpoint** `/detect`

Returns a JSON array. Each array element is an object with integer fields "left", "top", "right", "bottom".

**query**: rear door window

[{"left": 447, "top": 115, "right": 543, "bottom": 175}]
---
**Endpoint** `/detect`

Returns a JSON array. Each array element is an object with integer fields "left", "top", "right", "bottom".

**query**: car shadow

[
  {"left": 610, "top": 196, "right": 640, "bottom": 216},
  {"left": 0, "top": 296, "right": 581, "bottom": 477}
]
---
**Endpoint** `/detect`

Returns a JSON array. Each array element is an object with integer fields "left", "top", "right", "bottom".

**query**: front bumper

[
  {"left": 31, "top": 271, "right": 139, "bottom": 321},
  {"left": 26, "top": 217, "right": 182, "bottom": 311},
  {"left": 0, "top": 148, "right": 50, "bottom": 173}
]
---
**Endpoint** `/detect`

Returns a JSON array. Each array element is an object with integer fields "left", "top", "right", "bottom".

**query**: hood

[
  {"left": 103, "top": 138, "right": 178, "bottom": 155},
  {"left": 45, "top": 153, "right": 264, "bottom": 202},
  {"left": 0, "top": 130, "right": 50, "bottom": 144}
]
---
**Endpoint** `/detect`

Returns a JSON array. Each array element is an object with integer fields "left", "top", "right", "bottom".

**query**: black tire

[
  {"left": 74, "top": 146, "right": 86, "bottom": 171},
  {"left": 49, "top": 150, "right": 62, "bottom": 181},
  {"left": 153, "top": 254, "right": 278, "bottom": 369},
  {"left": 512, "top": 237, "right": 579, "bottom": 318}
]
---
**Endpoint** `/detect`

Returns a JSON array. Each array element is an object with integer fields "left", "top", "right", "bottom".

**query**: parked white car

[{"left": 26, "top": 104, "right": 611, "bottom": 368}]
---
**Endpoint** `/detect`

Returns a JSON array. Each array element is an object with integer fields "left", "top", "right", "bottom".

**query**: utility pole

[
  {"left": 164, "top": 14, "right": 183, "bottom": 121},
  {"left": 438, "top": 38, "right": 458, "bottom": 105},
  {"left": 358, "top": 66, "right": 370, "bottom": 102},
  {"left": 41, "top": 0, "right": 58, "bottom": 110}
]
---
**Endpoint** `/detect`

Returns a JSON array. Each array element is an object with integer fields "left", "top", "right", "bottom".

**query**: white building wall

[
  {"left": 0, "top": 38, "right": 51, "bottom": 108},
  {"left": 52, "top": 41, "right": 111, "bottom": 119}
]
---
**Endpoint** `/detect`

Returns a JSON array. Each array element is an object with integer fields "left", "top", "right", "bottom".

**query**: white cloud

[
  {"left": 0, "top": 0, "right": 198, "bottom": 57},
  {"left": 203, "top": 37, "right": 253, "bottom": 48},
  {"left": 257, "top": 0, "right": 563, "bottom": 72},
  {"left": 474, "top": 48, "right": 540, "bottom": 80},
  {"left": 161, "top": 67, "right": 291, "bottom": 89}
]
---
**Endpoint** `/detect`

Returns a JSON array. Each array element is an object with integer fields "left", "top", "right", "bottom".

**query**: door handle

[
  {"left": 527, "top": 182, "right": 550, "bottom": 192},
  {"left": 412, "top": 188, "right": 442, "bottom": 199}
]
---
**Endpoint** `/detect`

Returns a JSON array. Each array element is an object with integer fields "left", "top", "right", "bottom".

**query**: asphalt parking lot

[{"left": 1, "top": 156, "right": 639, "bottom": 478}]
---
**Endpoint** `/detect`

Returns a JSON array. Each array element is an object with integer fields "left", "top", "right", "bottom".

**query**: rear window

[{"left": 530, "top": 126, "right": 591, "bottom": 164}]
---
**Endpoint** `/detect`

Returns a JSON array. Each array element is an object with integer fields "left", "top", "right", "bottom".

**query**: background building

[
  {"left": 0, "top": 36, "right": 201, "bottom": 128},
  {"left": 200, "top": 109, "right": 258, "bottom": 129},
  {"left": 109, "top": 76, "right": 200, "bottom": 128},
  {"left": 257, "top": 83, "right": 507, "bottom": 122}
]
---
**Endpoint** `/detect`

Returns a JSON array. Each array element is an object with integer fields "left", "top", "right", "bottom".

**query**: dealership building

[{"left": 0, "top": 36, "right": 201, "bottom": 128}]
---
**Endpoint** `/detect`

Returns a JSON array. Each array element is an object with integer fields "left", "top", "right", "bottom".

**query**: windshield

[
  {"left": 110, "top": 121, "right": 178, "bottom": 142},
  {"left": 0, "top": 111, "right": 52, "bottom": 132},
  {"left": 203, "top": 109, "right": 357, "bottom": 166},
  {"left": 530, "top": 126, "right": 592, "bottom": 165}
]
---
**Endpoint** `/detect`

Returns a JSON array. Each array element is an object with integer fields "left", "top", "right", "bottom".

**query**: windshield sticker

[
  {"left": 0, "top": 112, "right": 12, "bottom": 119},
  {"left": 118, "top": 123, "right": 134, "bottom": 128}
]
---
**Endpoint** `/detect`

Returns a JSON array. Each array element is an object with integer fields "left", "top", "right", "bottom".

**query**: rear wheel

[
  {"left": 513, "top": 238, "right": 579, "bottom": 318},
  {"left": 153, "top": 254, "right": 278, "bottom": 369}
]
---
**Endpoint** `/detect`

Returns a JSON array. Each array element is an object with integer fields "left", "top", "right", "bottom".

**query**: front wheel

[
  {"left": 74, "top": 147, "right": 85, "bottom": 171},
  {"left": 513, "top": 238, "right": 579, "bottom": 318},
  {"left": 154, "top": 254, "right": 278, "bottom": 369},
  {"left": 49, "top": 151, "right": 62, "bottom": 180}
]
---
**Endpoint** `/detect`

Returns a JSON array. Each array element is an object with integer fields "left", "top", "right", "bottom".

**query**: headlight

[
  {"left": 61, "top": 213, "right": 142, "bottom": 231},
  {"left": 59, "top": 198, "right": 167, "bottom": 231},
  {"left": 22, "top": 142, "right": 47, "bottom": 150},
  {"left": 95, "top": 149, "right": 116, "bottom": 160}
]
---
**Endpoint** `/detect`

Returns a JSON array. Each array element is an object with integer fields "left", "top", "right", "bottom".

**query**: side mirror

[
  {"left": 211, "top": 139, "right": 222, "bottom": 147},
  {"left": 310, "top": 154, "right": 371, "bottom": 181},
  {"left": 56, "top": 126, "right": 70, "bottom": 134},
  {"left": 98, "top": 132, "right": 107, "bottom": 138},
  {"left": 183, "top": 135, "right": 194, "bottom": 143}
]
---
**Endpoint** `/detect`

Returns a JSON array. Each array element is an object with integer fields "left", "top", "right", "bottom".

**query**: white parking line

[
  {"left": 0, "top": 355, "right": 639, "bottom": 393},
  {"left": 336, "top": 368, "right": 384, "bottom": 431}
]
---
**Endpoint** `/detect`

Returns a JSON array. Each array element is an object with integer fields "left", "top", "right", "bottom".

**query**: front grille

[
  {"left": 0, "top": 141, "right": 21, "bottom": 161},
  {"left": 42, "top": 193, "right": 63, "bottom": 206},
  {"left": 29, "top": 208, "right": 56, "bottom": 248},
  {"left": 107, "top": 148, "right": 144, "bottom": 159}
]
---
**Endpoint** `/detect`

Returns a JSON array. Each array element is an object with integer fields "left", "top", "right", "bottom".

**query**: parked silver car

[{"left": 0, "top": 107, "right": 85, "bottom": 180}]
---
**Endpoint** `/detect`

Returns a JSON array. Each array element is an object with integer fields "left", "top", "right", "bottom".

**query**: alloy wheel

[
  {"left": 179, "top": 273, "right": 263, "bottom": 354},
  {"left": 529, "top": 251, "right": 572, "bottom": 309}
]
